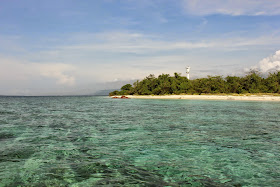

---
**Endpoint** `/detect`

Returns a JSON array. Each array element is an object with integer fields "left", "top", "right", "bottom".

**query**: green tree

[
  {"left": 226, "top": 76, "right": 243, "bottom": 93},
  {"left": 109, "top": 90, "right": 120, "bottom": 96},
  {"left": 243, "top": 70, "right": 265, "bottom": 93},
  {"left": 265, "top": 72, "right": 280, "bottom": 93},
  {"left": 121, "top": 84, "right": 132, "bottom": 91},
  {"left": 208, "top": 76, "right": 226, "bottom": 93}
]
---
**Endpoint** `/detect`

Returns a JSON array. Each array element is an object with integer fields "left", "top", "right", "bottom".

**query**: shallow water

[{"left": 0, "top": 96, "right": 279, "bottom": 186}]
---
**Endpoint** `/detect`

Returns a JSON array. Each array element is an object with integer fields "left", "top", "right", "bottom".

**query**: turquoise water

[{"left": 0, "top": 96, "right": 279, "bottom": 187}]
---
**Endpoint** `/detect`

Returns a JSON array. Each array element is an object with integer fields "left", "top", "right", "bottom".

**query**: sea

[{"left": 0, "top": 96, "right": 279, "bottom": 187}]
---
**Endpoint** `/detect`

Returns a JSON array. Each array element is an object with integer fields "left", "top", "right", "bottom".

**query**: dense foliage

[{"left": 109, "top": 71, "right": 280, "bottom": 96}]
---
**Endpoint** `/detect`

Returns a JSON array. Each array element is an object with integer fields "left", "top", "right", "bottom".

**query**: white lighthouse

[{"left": 186, "top": 66, "right": 190, "bottom": 80}]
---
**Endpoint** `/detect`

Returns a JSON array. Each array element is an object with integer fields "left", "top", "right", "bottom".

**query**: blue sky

[{"left": 1, "top": 0, "right": 280, "bottom": 95}]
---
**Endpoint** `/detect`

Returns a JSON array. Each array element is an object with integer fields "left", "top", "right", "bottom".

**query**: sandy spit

[{"left": 111, "top": 95, "right": 280, "bottom": 101}]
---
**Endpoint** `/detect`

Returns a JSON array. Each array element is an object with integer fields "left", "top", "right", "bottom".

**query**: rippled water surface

[{"left": 0, "top": 96, "right": 279, "bottom": 186}]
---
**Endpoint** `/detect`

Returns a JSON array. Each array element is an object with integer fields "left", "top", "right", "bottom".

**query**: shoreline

[{"left": 111, "top": 95, "right": 280, "bottom": 101}]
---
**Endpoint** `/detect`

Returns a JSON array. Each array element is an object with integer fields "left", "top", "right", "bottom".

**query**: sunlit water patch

[{"left": 0, "top": 96, "right": 279, "bottom": 186}]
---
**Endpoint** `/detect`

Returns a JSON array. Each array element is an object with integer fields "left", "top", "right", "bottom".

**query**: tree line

[{"left": 109, "top": 71, "right": 280, "bottom": 96}]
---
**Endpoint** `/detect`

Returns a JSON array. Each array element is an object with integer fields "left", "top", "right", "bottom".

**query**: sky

[{"left": 0, "top": 0, "right": 280, "bottom": 95}]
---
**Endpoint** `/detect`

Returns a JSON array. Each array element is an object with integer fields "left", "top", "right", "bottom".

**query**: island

[{"left": 109, "top": 70, "right": 280, "bottom": 101}]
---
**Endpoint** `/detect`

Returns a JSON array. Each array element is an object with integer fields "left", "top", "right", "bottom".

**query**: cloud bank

[
  {"left": 1, "top": 31, "right": 279, "bottom": 95},
  {"left": 253, "top": 50, "right": 280, "bottom": 73},
  {"left": 0, "top": 57, "right": 76, "bottom": 88},
  {"left": 182, "top": 0, "right": 280, "bottom": 16},
  {"left": 38, "top": 64, "right": 76, "bottom": 86}
]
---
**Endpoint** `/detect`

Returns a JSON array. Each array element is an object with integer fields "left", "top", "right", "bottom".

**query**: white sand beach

[{"left": 111, "top": 95, "right": 280, "bottom": 101}]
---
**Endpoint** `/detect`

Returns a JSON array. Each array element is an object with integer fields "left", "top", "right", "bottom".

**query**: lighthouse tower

[{"left": 186, "top": 66, "right": 190, "bottom": 80}]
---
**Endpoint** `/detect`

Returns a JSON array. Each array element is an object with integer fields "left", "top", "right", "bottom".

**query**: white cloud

[
  {"left": 61, "top": 41, "right": 212, "bottom": 53},
  {"left": 0, "top": 56, "right": 77, "bottom": 87},
  {"left": 24, "top": 31, "right": 280, "bottom": 82},
  {"left": 253, "top": 50, "right": 280, "bottom": 73},
  {"left": 182, "top": 0, "right": 280, "bottom": 16},
  {"left": 47, "top": 31, "right": 280, "bottom": 57},
  {"left": 38, "top": 64, "right": 76, "bottom": 86}
]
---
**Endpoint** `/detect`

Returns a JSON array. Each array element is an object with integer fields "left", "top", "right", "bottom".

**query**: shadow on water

[
  {"left": 44, "top": 160, "right": 241, "bottom": 186},
  {"left": 0, "top": 146, "right": 36, "bottom": 162},
  {"left": 0, "top": 132, "right": 15, "bottom": 141}
]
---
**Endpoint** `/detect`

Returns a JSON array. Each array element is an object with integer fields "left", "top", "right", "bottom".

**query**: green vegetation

[{"left": 109, "top": 70, "right": 280, "bottom": 96}]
